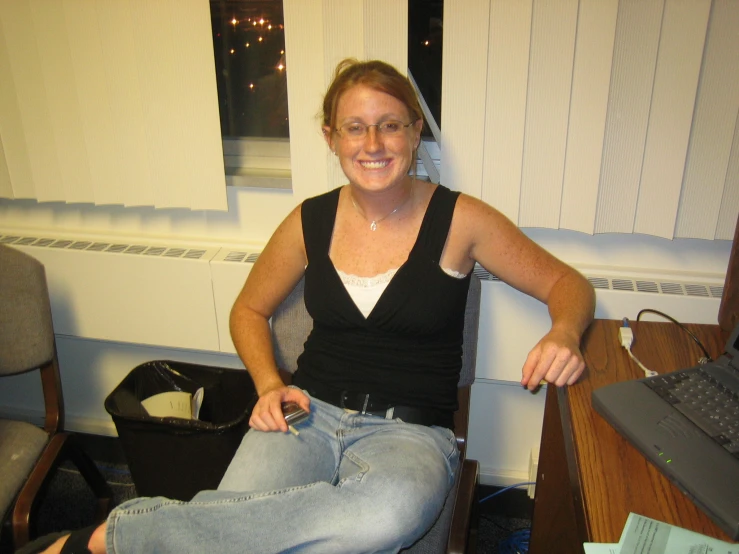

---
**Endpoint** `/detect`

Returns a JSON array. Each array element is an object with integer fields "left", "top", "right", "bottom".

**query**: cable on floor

[
  {"left": 497, "top": 528, "right": 530, "bottom": 554},
  {"left": 479, "top": 481, "right": 534, "bottom": 504},
  {"left": 479, "top": 482, "right": 534, "bottom": 553}
]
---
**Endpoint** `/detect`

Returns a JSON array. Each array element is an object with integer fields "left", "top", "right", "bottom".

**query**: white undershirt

[{"left": 336, "top": 266, "right": 468, "bottom": 318}]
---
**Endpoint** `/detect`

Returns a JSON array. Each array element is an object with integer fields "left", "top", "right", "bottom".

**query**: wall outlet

[{"left": 528, "top": 447, "right": 539, "bottom": 499}]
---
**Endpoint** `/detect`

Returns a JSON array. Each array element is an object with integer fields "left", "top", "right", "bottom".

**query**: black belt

[{"left": 309, "top": 387, "right": 439, "bottom": 427}]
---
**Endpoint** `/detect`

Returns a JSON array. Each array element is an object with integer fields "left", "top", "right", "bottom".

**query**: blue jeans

[{"left": 105, "top": 397, "right": 459, "bottom": 553}]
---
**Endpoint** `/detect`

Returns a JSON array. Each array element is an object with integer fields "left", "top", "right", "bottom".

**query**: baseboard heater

[{"left": 0, "top": 232, "right": 723, "bottom": 358}]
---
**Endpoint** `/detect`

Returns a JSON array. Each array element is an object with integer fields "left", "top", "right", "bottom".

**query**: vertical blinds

[
  {"left": 442, "top": 0, "right": 739, "bottom": 240},
  {"left": 0, "top": 0, "right": 227, "bottom": 210},
  {"left": 283, "top": 0, "right": 407, "bottom": 202}
]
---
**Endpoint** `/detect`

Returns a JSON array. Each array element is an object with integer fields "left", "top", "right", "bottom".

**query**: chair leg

[
  {"left": 65, "top": 434, "right": 116, "bottom": 523},
  {"left": 11, "top": 433, "right": 115, "bottom": 550},
  {"left": 12, "top": 434, "right": 69, "bottom": 548},
  {"left": 467, "top": 468, "right": 480, "bottom": 554},
  {"left": 447, "top": 459, "right": 480, "bottom": 554}
]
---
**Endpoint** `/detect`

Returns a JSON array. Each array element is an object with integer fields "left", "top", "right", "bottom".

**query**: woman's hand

[
  {"left": 520, "top": 326, "right": 586, "bottom": 391},
  {"left": 249, "top": 385, "right": 311, "bottom": 433}
]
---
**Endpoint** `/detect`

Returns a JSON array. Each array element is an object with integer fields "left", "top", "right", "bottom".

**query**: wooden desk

[{"left": 529, "top": 319, "right": 735, "bottom": 553}]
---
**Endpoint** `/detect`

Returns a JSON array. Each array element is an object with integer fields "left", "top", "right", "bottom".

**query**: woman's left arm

[{"left": 457, "top": 194, "right": 596, "bottom": 390}]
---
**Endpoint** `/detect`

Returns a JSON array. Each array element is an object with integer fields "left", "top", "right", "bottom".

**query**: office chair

[
  {"left": 0, "top": 244, "right": 114, "bottom": 549},
  {"left": 271, "top": 275, "right": 482, "bottom": 554}
]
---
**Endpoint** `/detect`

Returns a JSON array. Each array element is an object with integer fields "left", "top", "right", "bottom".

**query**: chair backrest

[
  {"left": 459, "top": 274, "right": 482, "bottom": 388},
  {"left": 271, "top": 274, "right": 482, "bottom": 447},
  {"left": 0, "top": 245, "right": 56, "bottom": 376},
  {"left": 0, "top": 244, "right": 63, "bottom": 434}
]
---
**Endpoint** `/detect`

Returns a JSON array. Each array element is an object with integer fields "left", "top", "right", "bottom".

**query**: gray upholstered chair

[
  {"left": 0, "top": 244, "right": 114, "bottom": 549},
  {"left": 271, "top": 275, "right": 482, "bottom": 554}
]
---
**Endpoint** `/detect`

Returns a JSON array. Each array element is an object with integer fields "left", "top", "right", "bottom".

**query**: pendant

[{"left": 370, "top": 221, "right": 378, "bottom": 231}]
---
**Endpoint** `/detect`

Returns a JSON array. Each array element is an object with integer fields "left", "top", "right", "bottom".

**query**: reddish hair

[{"left": 322, "top": 59, "right": 424, "bottom": 131}]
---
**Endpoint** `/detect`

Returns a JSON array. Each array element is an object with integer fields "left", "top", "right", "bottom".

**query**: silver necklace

[{"left": 349, "top": 185, "right": 413, "bottom": 231}]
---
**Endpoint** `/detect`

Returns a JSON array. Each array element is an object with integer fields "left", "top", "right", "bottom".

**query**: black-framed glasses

[{"left": 335, "top": 119, "right": 417, "bottom": 139}]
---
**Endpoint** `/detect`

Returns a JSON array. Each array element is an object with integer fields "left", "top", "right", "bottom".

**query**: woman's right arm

[{"left": 229, "top": 204, "right": 309, "bottom": 432}]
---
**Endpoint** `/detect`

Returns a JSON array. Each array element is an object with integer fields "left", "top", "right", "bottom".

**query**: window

[
  {"left": 409, "top": 0, "right": 444, "bottom": 183},
  {"left": 210, "top": 0, "right": 290, "bottom": 187},
  {"left": 408, "top": 0, "right": 443, "bottom": 138},
  {"left": 211, "top": 0, "right": 288, "bottom": 138}
]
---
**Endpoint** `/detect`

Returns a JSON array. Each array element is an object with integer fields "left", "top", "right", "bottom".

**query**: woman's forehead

[{"left": 335, "top": 84, "right": 411, "bottom": 120}]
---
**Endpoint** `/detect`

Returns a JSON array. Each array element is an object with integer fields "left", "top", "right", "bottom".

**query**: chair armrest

[{"left": 447, "top": 458, "right": 480, "bottom": 554}]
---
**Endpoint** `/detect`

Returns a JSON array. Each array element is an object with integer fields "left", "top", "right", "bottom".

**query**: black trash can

[{"left": 104, "top": 360, "right": 256, "bottom": 501}]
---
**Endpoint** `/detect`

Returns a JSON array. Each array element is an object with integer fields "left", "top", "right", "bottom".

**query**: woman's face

[{"left": 324, "top": 84, "right": 422, "bottom": 194}]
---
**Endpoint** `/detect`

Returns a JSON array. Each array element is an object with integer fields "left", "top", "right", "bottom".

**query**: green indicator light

[
  {"left": 666, "top": 459, "right": 672, "bottom": 463},
  {"left": 658, "top": 452, "right": 664, "bottom": 456}
]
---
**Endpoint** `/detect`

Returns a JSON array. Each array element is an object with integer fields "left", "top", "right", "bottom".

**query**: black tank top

[{"left": 292, "top": 184, "right": 471, "bottom": 428}]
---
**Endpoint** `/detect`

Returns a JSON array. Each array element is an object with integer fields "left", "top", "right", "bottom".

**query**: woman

[{"left": 36, "top": 59, "right": 594, "bottom": 554}]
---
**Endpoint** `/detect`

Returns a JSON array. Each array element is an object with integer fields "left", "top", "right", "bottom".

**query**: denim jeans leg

[
  {"left": 105, "top": 398, "right": 458, "bottom": 554},
  {"left": 217, "top": 397, "right": 343, "bottom": 493}
]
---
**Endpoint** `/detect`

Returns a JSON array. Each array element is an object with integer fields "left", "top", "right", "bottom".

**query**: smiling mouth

[{"left": 360, "top": 160, "right": 390, "bottom": 169}]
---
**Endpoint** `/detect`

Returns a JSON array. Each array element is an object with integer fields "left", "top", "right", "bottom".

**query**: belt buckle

[
  {"left": 341, "top": 391, "right": 395, "bottom": 419},
  {"left": 339, "top": 391, "right": 370, "bottom": 413},
  {"left": 339, "top": 390, "right": 349, "bottom": 410}
]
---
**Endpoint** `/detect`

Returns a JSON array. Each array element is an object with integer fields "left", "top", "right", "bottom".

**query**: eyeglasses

[{"left": 335, "top": 119, "right": 417, "bottom": 139}]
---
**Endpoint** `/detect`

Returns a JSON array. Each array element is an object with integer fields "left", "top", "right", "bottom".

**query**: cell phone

[{"left": 281, "top": 402, "right": 309, "bottom": 426}]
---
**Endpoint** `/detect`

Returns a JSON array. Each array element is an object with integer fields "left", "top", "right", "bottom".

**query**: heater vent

[
  {"left": 224, "top": 251, "right": 249, "bottom": 262},
  {"left": 221, "top": 251, "right": 261, "bottom": 264},
  {"left": 473, "top": 264, "right": 499, "bottom": 281},
  {"left": 50, "top": 240, "right": 74, "bottom": 249},
  {"left": 587, "top": 275, "right": 722, "bottom": 299},
  {"left": 612, "top": 279, "right": 635, "bottom": 291},
  {"left": 636, "top": 281, "right": 659, "bottom": 293},
  {"left": 124, "top": 245, "right": 147, "bottom": 255},
  {"left": 144, "top": 247, "right": 167, "bottom": 256},
  {"left": 709, "top": 286, "right": 723, "bottom": 297},
  {"left": 660, "top": 282, "right": 683, "bottom": 295},
  {"left": 0, "top": 234, "right": 208, "bottom": 260},
  {"left": 684, "top": 284, "right": 709, "bottom": 298},
  {"left": 589, "top": 277, "right": 609, "bottom": 289}
]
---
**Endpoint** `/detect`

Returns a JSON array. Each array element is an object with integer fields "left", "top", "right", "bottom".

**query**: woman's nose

[{"left": 363, "top": 126, "right": 382, "bottom": 150}]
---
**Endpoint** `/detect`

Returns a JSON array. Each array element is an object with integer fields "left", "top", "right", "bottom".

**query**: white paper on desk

[
  {"left": 617, "top": 513, "right": 738, "bottom": 554},
  {"left": 583, "top": 543, "right": 618, "bottom": 554}
]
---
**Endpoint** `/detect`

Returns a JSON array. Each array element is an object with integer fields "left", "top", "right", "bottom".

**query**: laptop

[{"left": 592, "top": 321, "right": 739, "bottom": 540}]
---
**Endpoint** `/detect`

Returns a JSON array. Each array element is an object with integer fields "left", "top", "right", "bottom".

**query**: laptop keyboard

[{"left": 645, "top": 369, "right": 739, "bottom": 459}]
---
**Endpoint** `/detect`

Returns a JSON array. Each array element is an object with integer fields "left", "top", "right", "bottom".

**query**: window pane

[
  {"left": 210, "top": 0, "right": 288, "bottom": 138},
  {"left": 408, "top": 0, "right": 443, "bottom": 136}
]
